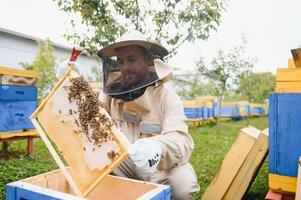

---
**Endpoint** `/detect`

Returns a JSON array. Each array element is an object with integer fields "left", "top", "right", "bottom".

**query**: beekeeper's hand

[
  {"left": 128, "top": 138, "right": 163, "bottom": 172},
  {"left": 56, "top": 60, "right": 80, "bottom": 79}
]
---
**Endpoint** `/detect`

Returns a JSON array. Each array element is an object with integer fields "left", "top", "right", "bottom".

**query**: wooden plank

[
  {"left": 269, "top": 173, "right": 297, "bottom": 194},
  {"left": 295, "top": 157, "right": 301, "bottom": 199},
  {"left": 27, "top": 137, "right": 34, "bottom": 157},
  {"left": 201, "top": 127, "right": 259, "bottom": 200},
  {"left": 223, "top": 128, "right": 268, "bottom": 200},
  {"left": 0, "top": 66, "right": 38, "bottom": 78},
  {"left": 0, "top": 130, "right": 37, "bottom": 139},
  {"left": 276, "top": 68, "right": 301, "bottom": 82},
  {"left": 276, "top": 81, "right": 301, "bottom": 92}
]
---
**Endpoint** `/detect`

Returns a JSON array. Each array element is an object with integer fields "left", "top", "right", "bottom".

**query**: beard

[{"left": 123, "top": 71, "right": 148, "bottom": 89}]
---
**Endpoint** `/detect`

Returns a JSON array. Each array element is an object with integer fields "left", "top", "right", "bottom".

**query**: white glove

[
  {"left": 128, "top": 138, "right": 163, "bottom": 172},
  {"left": 56, "top": 60, "right": 80, "bottom": 79}
]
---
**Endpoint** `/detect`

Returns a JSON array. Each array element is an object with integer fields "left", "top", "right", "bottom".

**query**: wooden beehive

[
  {"left": 30, "top": 67, "right": 130, "bottom": 197},
  {"left": 6, "top": 169, "right": 171, "bottom": 200},
  {"left": 0, "top": 66, "right": 38, "bottom": 132}
]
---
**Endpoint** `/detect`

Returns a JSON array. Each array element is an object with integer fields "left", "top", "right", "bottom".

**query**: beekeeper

[{"left": 56, "top": 30, "right": 199, "bottom": 200}]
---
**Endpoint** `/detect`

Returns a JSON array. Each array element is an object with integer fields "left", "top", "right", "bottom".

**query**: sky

[{"left": 0, "top": 0, "right": 301, "bottom": 75}]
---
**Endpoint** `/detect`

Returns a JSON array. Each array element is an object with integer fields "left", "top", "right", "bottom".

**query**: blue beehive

[
  {"left": 184, "top": 108, "right": 198, "bottom": 119},
  {"left": 269, "top": 93, "right": 301, "bottom": 177},
  {"left": 243, "top": 105, "right": 250, "bottom": 115},
  {"left": 0, "top": 67, "right": 38, "bottom": 132},
  {"left": 250, "top": 107, "right": 265, "bottom": 115},
  {"left": 196, "top": 108, "right": 203, "bottom": 118},
  {"left": 214, "top": 103, "right": 239, "bottom": 118}
]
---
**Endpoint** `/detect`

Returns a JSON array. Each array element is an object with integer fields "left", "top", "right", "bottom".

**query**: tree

[
  {"left": 20, "top": 40, "right": 56, "bottom": 99},
  {"left": 198, "top": 44, "right": 255, "bottom": 127},
  {"left": 198, "top": 45, "right": 255, "bottom": 101},
  {"left": 173, "top": 72, "right": 216, "bottom": 99},
  {"left": 57, "top": 0, "right": 225, "bottom": 57},
  {"left": 236, "top": 72, "right": 275, "bottom": 103}
]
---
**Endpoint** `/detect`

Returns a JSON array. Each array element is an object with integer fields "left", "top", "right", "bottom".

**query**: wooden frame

[{"left": 30, "top": 68, "right": 130, "bottom": 197}]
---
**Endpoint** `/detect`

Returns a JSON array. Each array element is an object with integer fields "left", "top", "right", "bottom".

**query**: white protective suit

[{"left": 99, "top": 59, "right": 200, "bottom": 200}]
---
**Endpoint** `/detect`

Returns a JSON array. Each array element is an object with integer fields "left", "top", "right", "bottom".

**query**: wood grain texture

[
  {"left": 223, "top": 131, "right": 268, "bottom": 200},
  {"left": 276, "top": 68, "right": 301, "bottom": 82},
  {"left": 0, "top": 66, "right": 38, "bottom": 78},
  {"left": 201, "top": 127, "right": 258, "bottom": 200}
]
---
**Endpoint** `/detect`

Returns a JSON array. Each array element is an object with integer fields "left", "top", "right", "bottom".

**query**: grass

[{"left": 0, "top": 116, "right": 268, "bottom": 199}]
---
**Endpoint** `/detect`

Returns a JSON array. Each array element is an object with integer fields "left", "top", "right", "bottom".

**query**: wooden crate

[
  {"left": 6, "top": 169, "right": 171, "bottom": 200},
  {"left": 29, "top": 68, "right": 131, "bottom": 197}
]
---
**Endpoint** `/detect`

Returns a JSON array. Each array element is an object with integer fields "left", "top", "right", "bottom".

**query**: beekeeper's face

[{"left": 116, "top": 46, "right": 151, "bottom": 88}]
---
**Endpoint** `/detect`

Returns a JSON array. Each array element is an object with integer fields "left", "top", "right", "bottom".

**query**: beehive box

[
  {"left": 183, "top": 100, "right": 202, "bottom": 119},
  {"left": 269, "top": 93, "right": 301, "bottom": 177},
  {"left": 213, "top": 102, "right": 239, "bottom": 118},
  {"left": 269, "top": 93, "right": 301, "bottom": 193},
  {"left": 29, "top": 67, "right": 131, "bottom": 197},
  {"left": 0, "top": 67, "right": 38, "bottom": 132},
  {"left": 276, "top": 67, "right": 301, "bottom": 92},
  {"left": 249, "top": 103, "right": 266, "bottom": 116},
  {"left": 6, "top": 169, "right": 171, "bottom": 200}
]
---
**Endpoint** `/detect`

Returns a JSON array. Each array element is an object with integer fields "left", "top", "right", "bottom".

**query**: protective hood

[{"left": 101, "top": 56, "right": 172, "bottom": 101}]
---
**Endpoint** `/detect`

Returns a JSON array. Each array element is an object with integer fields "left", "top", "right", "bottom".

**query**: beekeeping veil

[{"left": 97, "top": 30, "right": 171, "bottom": 101}]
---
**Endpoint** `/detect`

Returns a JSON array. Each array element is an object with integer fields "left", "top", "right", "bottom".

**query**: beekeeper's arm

[
  {"left": 129, "top": 89, "right": 194, "bottom": 171},
  {"left": 153, "top": 89, "right": 194, "bottom": 170}
]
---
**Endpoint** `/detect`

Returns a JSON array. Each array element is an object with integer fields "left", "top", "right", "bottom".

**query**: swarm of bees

[{"left": 64, "top": 76, "right": 119, "bottom": 160}]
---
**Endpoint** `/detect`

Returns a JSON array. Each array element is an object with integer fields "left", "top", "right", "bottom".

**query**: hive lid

[
  {"left": 0, "top": 66, "right": 38, "bottom": 78},
  {"left": 30, "top": 67, "right": 130, "bottom": 197}
]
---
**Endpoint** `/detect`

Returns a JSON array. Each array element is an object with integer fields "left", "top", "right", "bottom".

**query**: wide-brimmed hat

[{"left": 98, "top": 30, "right": 169, "bottom": 58}]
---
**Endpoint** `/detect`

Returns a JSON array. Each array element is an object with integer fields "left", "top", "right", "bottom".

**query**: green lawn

[{"left": 0, "top": 116, "right": 268, "bottom": 199}]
